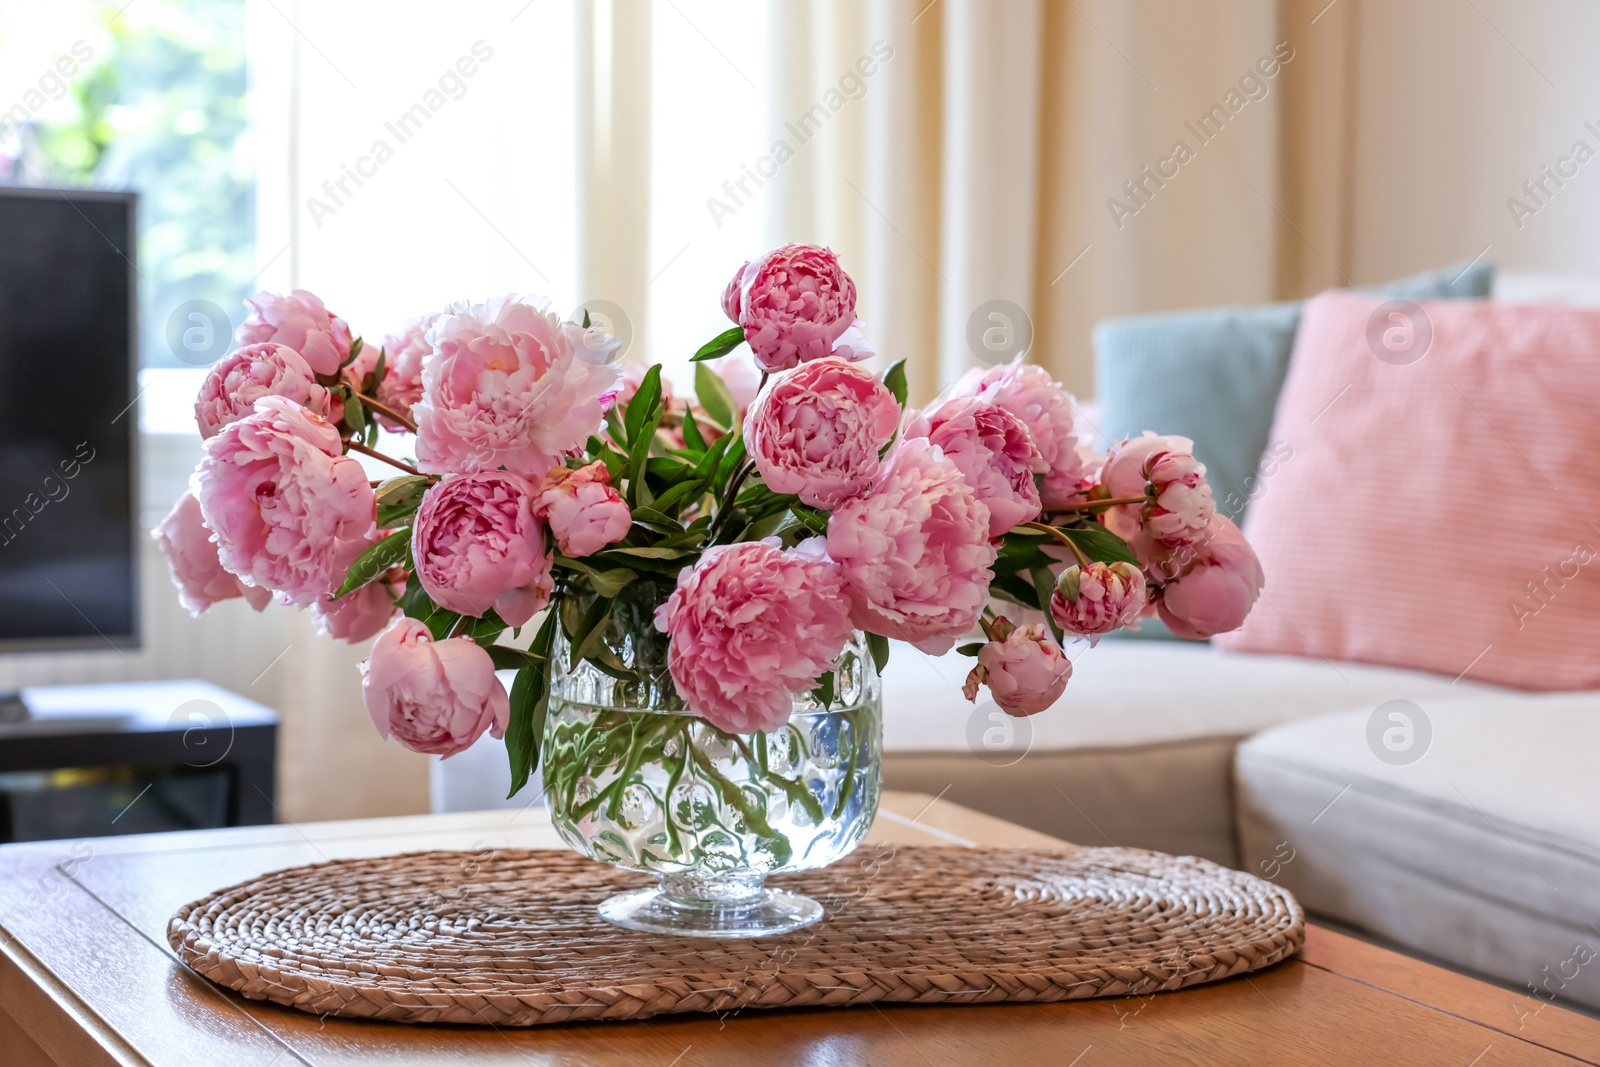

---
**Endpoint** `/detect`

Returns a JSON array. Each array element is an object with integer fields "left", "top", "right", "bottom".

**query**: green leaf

[
  {"left": 488, "top": 646, "right": 545, "bottom": 672},
  {"left": 604, "top": 405, "right": 628, "bottom": 450},
  {"left": 988, "top": 574, "right": 1045, "bottom": 612},
  {"left": 371, "top": 347, "right": 386, "bottom": 391},
  {"left": 956, "top": 642, "right": 984, "bottom": 656},
  {"left": 375, "top": 474, "right": 431, "bottom": 507},
  {"left": 790, "top": 505, "right": 829, "bottom": 535},
  {"left": 649, "top": 476, "right": 708, "bottom": 518},
  {"left": 597, "top": 445, "right": 629, "bottom": 483},
  {"left": 344, "top": 391, "right": 367, "bottom": 435},
  {"left": 374, "top": 474, "right": 432, "bottom": 528},
  {"left": 1062, "top": 523, "right": 1140, "bottom": 566},
  {"left": 764, "top": 768, "right": 825, "bottom": 825},
  {"left": 566, "top": 595, "right": 613, "bottom": 669},
  {"left": 338, "top": 336, "right": 364, "bottom": 370},
  {"left": 691, "top": 325, "right": 745, "bottom": 362},
  {"left": 589, "top": 568, "right": 638, "bottom": 598},
  {"left": 627, "top": 404, "right": 664, "bottom": 509},
  {"left": 740, "top": 507, "right": 803, "bottom": 543},
  {"left": 555, "top": 557, "right": 640, "bottom": 598},
  {"left": 623, "top": 364, "right": 662, "bottom": 445},
  {"left": 645, "top": 456, "right": 692, "bottom": 482},
  {"left": 654, "top": 525, "right": 710, "bottom": 550},
  {"left": 811, "top": 669, "right": 835, "bottom": 709},
  {"left": 600, "top": 545, "right": 698, "bottom": 561},
  {"left": 883, "top": 358, "right": 908, "bottom": 407},
  {"left": 505, "top": 606, "right": 560, "bottom": 797},
  {"left": 867, "top": 632, "right": 891, "bottom": 674},
  {"left": 334, "top": 529, "right": 409, "bottom": 598},
  {"left": 1029, "top": 563, "right": 1057, "bottom": 613},
  {"left": 680, "top": 407, "right": 708, "bottom": 453},
  {"left": 713, "top": 435, "right": 747, "bottom": 498},
  {"left": 631, "top": 506, "right": 684, "bottom": 533},
  {"left": 398, "top": 573, "right": 458, "bottom": 638},
  {"left": 695, "top": 362, "right": 738, "bottom": 430}
]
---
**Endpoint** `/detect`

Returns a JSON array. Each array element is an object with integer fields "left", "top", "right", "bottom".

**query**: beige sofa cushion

[
  {"left": 882, "top": 641, "right": 1498, "bottom": 865},
  {"left": 1236, "top": 693, "right": 1600, "bottom": 1009}
]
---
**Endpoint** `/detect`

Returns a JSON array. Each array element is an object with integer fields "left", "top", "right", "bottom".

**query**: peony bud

[{"left": 1050, "top": 560, "right": 1148, "bottom": 644}]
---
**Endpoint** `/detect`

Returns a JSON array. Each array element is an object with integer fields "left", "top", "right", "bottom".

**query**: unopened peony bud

[{"left": 1050, "top": 561, "right": 1147, "bottom": 644}]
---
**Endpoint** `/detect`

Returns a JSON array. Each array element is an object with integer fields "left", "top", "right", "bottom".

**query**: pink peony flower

[
  {"left": 412, "top": 295, "right": 621, "bottom": 478},
  {"left": 723, "top": 244, "right": 858, "bottom": 372},
  {"left": 961, "top": 616, "right": 1071, "bottom": 716},
  {"left": 1049, "top": 560, "right": 1147, "bottom": 644},
  {"left": 1156, "top": 514, "right": 1264, "bottom": 640},
  {"left": 826, "top": 437, "right": 997, "bottom": 654},
  {"left": 312, "top": 533, "right": 403, "bottom": 643},
  {"left": 413, "top": 470, "right": 553, "bottom": 626},
  {"left": 714, "top": 356, "right": 764, "bottom": 414},
  {"left": 531, "top": 461, "right": 631, "bottom": 558},
  {"left": 654, "top": 539, "right": 854, "bottom": 734},
  {"left": 721, "top": 264, "right": 748, "bottom": 323},
  {"left": 743, "top": 358, "right": 900, "bottom": 509},
  {"left": 830, "top": 320, "right": 875, "bottom": 362},
  {"left": 152, "top": 492, "right": 272, "bottom": 616},
  {"left": 361, "top": 616, "right": 509, "bottom": 757},
  {"left": 194, "top": 342, "right": 334, "bottom": 440},
  {"left": 237, "top": 290, "right": 353, "bottom": 377},
  {"left": 194, "top": 397, "right": 376, "bottom": 608},
  {"left": 951, "top": 361, "right": 1087, "bottom": 508},
  {"left": 903, "top": 396, "right": 1044, "bottom": 538},
  {"left": 373, "top": 314, "right": 436, "bottom": 429},
  {"left": 1102, "top": 433, "right": 1216, "bottom": 548},
  {"left": 680, "top": 358, "right": 764, "bottom": 446}
]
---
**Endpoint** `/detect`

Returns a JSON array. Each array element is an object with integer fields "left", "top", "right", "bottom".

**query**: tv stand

[{"left": 0, "top": 679, "right": 277, "bottom": 842}]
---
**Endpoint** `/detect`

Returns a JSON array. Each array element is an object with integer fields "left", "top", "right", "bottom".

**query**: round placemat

[{"left": 168, "top": 844, "right": 1304, "bottom": 1026}]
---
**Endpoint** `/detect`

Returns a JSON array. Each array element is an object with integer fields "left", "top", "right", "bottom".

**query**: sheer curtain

[{"left": 581, "top": 0, "right": 1287, "bottom": 402}]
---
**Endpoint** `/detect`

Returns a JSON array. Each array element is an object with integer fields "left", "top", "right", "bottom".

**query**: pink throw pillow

[{"left": 1216, "top": 290, "right": 1600, "bottom": 690}]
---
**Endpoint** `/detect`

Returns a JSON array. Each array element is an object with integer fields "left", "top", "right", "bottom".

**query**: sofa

[{"left": 433, "top": 268, "right": 1600, "bottom": 1014}]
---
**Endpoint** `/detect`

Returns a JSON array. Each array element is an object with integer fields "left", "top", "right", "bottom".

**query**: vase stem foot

[{"left": 598, "top": 874, "right": 823, "bottom": 938}]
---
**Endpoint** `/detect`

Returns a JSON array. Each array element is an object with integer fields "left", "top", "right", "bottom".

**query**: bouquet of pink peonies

[{"left": 156, "top": 244, "right": 1264, "bottom": 798}]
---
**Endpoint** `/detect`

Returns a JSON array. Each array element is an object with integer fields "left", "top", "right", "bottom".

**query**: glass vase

[{"left": 541, "top": 588, "right": 881, "bottom": 938}]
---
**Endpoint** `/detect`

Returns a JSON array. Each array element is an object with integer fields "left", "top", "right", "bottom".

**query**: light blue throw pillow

[{"left": 1093, "top": 259, "right": 1493, "bottom": 640}]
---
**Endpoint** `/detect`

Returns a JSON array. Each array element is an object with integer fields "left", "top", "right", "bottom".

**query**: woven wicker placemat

[{"left": 167, "top": 844, "right": 1303, "bottom": 1026}]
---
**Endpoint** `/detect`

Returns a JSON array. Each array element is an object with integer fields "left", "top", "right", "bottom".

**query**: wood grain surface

[{"left": 2, "top": 792, "right": 1596, "bottom": 1066}]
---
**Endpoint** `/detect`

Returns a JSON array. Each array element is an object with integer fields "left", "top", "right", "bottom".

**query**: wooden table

[{"left": 3, "top": 792, "right": 1598, "bottom": 1066}]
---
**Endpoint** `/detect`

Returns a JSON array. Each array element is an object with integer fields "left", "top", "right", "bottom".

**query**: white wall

[{"left": 1345, "top": 0, "right": 1600, "bottom": 283}]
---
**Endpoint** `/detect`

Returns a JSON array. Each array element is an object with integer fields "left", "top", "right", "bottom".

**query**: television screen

[{"left": 0, "top": 187, "right": 138, "bottom": 649}]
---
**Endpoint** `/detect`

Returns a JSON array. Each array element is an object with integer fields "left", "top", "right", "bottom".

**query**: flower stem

[
  {"left": 346, "top": 439, "right": 423, "bottom": 477},
  {"left": 1022, "top": 521, "right": 1093, "bottom": 568},
  {"left": 706, "top": 458, "right": 757, "bottom": 539},
  {"left": 353, "top": 393, "right": 418, "bottom": 433},
  {"left": 1051, "top": 494, "right": 1150, "bottom": 511}
]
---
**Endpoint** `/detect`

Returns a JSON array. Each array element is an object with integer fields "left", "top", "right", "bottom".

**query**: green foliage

[
  {"left": 691, "top": 325, "right": 746, "bottom": 362},
  {"left": 1059, "top": 523, "right": 1141, "bottom": 565},
  {"left": 883, "top": 359, "right": 908, "bottom": 407},
  {"left": 334, "top": 529, "right": 409, "bottom": 598},
  {"left": 373, "top": 475, "right": 431, "bottom": 528},
  {"left": 505, "top": 606, "right": 561, "bottom": 797},
  {"left": 694, "top": 363, "right": 738, "bottom": 430}
]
